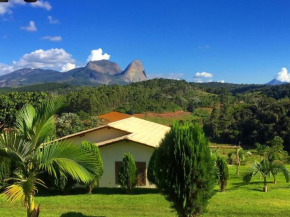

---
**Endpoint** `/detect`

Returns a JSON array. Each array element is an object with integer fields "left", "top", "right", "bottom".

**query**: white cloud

[
  {"left": 0, "top": 63, "right": 14, "bottom": 76},
  {"left": 42, "top": 36, "right": 62, "bottom": 42},
  {"left": 0, "top": 0, "right": 51, "bottom": 15},
  {"left": 48, "top": 16, "right": 59, "bottom": 24},
  {"left": 195, "top": 72, "right": 213, "bottom": 78},
  {"left": 0, "top": 49, "right": 75, "bottom": 75},
  {"left": 14, "top": 49, "right": 75, "bottom": 69},
  {"left": 87, "top": 48, "right": 110, "bottom": 62},
  {"left": 193, "top": 78, "right": 204, "bottom": 83},
  {"left": 218, "top": 80, "right": 225, "bottom": 83},
  {"left": 21, "top": 21, "right": 37, "bottom": 32},
  {"left": 30, "top": 0, "right": 52, "bottom": 11},
  {"left": 148, "top": 73, "right": 184, "bottom": 80},
  {"left": 0, "top": 0, "right": 24, "bottom": 15},
  {"left": 61, "top": 63, "right": 76, "bottom": 72},
  {"left": 276, "top": 68, "right": 290, "bottom": 82}
]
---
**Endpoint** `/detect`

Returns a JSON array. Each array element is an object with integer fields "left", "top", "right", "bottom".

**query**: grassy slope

[
  {"left": 134, "top": 108, "right": 211, "bottom": 126},
  {"left": 1, "top": 167, "right": 290, "bottom": 217}
]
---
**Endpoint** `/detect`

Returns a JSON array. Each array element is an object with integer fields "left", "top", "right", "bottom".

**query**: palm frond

[
  {"left": 270, "top": 162, "right": 290, "bottom": 183},
  {"left": 2, "top": 184, "right": 25, "bottom": 204},
  {"left": 0, "top": 131, "right": 31, "bottom": 164},
  {"left": 2, "top": 174, "right": 46, "bottom": 206},
  {"left": 15, "top": 99, "right": 65, "bottom": 149},
  {"left": 37, "top": 141, "right": 99, "bottom": 184},
  {"left": 15, "top": 105, "right": 36, "bottom": 139},
  {"left": 243, "top": 172, "right": 254, "bottom": 183}
]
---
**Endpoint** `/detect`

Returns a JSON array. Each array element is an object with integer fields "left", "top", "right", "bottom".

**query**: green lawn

[
  {"left": 1, "top": 166, "right": 290, "bottom": 217},
  {"left": 140, "top": 113, "right": 200, "bottom": 126}
]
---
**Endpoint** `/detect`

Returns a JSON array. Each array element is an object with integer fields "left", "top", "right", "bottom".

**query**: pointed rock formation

[{"left": 118, "top": 60, "right": 147, "bottom": 82}]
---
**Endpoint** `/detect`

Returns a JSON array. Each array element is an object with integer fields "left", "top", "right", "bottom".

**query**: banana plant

[{"left": 0, "top": 100, "right": 100, "bottom": 217}]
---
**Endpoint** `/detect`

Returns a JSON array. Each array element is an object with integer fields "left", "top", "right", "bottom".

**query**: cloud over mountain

[
  {"left": 195, "top": 72, "right": 213, "bottom": 78},
  {"left": 194, "top": 71, "right": 214, "bottom": 83},
  {"left": 87, "top": 49, "right": 110, "bottom": 62},
  {"left": 276, "top": 68, "right": 290, "bottom": 82},
  {"left": 0, "top": 48, "right": 75, "bottom": 74}
]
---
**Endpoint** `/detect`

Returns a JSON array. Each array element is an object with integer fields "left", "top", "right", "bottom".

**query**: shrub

[
  {"left": 0, "top": 157, "right": 11, "bottom": 188},
  {"left": 118, "top": 153, "right": 137, "bottom": 194},
  {"left": 216, "top": 156, "right": 229, "bottom": 192},
  {"left": 151, "top": 122, "right": 215, "bottom": 217}
]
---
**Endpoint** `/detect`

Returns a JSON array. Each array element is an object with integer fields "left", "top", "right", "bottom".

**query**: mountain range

[{"left": 0, "top": 60, "right": 147, "bottom": 87}]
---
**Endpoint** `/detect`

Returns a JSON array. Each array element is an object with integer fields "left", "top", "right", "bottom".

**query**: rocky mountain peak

[{"left": 86, "top": 60, "right": 122, "bottom": 76}]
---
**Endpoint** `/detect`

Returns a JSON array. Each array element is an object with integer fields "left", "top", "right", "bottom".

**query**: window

[{"left": 115, "top": 161, "right": 146, "bottom": 186}]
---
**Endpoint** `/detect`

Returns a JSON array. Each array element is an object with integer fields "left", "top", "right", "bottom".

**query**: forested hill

[{"left": 1, "top": 79, "right": 290, "bottom": 149}]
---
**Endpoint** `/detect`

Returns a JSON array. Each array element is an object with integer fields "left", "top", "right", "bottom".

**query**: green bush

[
  {"left": 216, "top": 156, "right": 229, "bottom": 192},
  {"left": 118, "top": 153, "right": 137, "bottom": 194},
  {"left": 151, "top": 122, "right": 215, "bottom": 217},
  {"left": 0, "top": 157, "right": 11, "bottom": 188}
]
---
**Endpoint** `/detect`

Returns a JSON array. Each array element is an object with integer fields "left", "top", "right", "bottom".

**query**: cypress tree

[
  {"left": 147, "top": 148, "right": 158, "bottom": 185},
  {"left": 118, "top": 153, "right": 137, "bottom": 194},
  {"left": 216, "top": 156, "right": 229, "bottom": 192},
  {"left": 152, "top": 122, "right": 215, "bottom": 217}
]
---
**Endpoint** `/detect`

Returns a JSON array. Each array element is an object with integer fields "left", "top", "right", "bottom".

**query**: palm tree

[
  {"left": 0, "top": 100, "right": 100, "bottom": 217},
  {"left": 229, "top": 148, "right": 251, "bottom": 175},
  {"left": 270, "top": 161, "right": 289, "bottom": 184},
  {"left": 243, "top": 159, "right": 289, "bottom": 192}
]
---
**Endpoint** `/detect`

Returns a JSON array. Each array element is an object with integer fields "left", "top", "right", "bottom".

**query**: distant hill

[
  {"left": 0, "top": 60, "right": 147, "bottom": 87},
  {"left": 266, "top": 79, "right": 288, "bottom": 85}
]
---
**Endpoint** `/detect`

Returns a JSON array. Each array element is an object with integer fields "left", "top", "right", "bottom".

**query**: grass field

[
  {"left": 134, "top": 110, "right": 210, "bottom": 126},
  {"left": 1, "top": 166, "right": 290, "bottom": 217}
]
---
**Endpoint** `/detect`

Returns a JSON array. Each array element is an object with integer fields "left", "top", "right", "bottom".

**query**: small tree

[
  {"left": 81, "top": 141, "right": 103, "bottom": 193},
  {"left": 118, "top": 153, "right": 137, "bottom": 194},
  {"left": 216, "top": 156, "right": 229, "bottom": 192},
  {"left": 0, "top": 100, "right": 100, "bottom": 217},
  {"left": 228, "top": 148, "right": 251, "bottom": 175},
  {"left": 243, "top": 159, "right": 289, "bottom": 192},
  {"left": 152, "top": 122, "right": 215, "bottom": 217}
]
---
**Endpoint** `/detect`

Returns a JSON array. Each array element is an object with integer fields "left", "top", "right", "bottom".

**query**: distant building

[{"left": 58, "top": 116, "right": 170, "bottom": 188}]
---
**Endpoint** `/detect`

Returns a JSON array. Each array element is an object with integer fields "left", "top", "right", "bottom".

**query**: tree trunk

[
  {"left": 274, "top": 177, "right": 277, "bottom": 184},
  {"left": 263, "top": 177, "right": 268, "bottom": 192},
  {"left": 236, "top": 149, "right": 240, "bottom": 176},
  {"left": 27, "top": 195, "right": 35, "bottom": 217},
  {"left": 88, "top": 186, "right": 93, "bottom": 194}
]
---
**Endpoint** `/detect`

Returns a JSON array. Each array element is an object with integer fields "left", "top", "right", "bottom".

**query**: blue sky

[{"left": 1, "top": 0, "right": 290, "bottom": 84}]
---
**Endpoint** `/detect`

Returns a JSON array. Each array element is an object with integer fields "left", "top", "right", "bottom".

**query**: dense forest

[{"left": 0, "top": 79, "right": 290, "bottom": 150}]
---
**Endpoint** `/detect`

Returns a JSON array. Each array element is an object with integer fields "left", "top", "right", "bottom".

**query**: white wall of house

[
  {"left": 99, "top": 140, "right": 155, "bottom": 188},
  {"left": 66, "top": 127, "right": 128, "bottom": 144}
]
